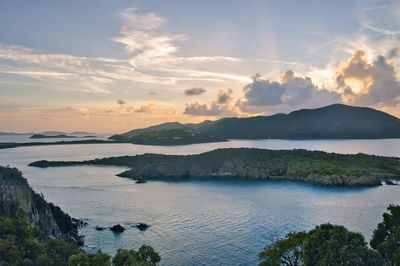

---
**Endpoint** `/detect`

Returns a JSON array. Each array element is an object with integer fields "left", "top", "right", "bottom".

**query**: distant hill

[
  {"left": 110, "top": 104, "right": 400, "bottom": 145},
  {"left": 0, "top": 132, "right": 34, "bottom": 136},
  {"left": 0, "top": 131, "right": 93, "bottom": 136},
  {"left": 30, "top": 134, "right": 77, "bottom": 139},
  {"left": 40, "top": 131, "right": 93, "bottom": 135}
]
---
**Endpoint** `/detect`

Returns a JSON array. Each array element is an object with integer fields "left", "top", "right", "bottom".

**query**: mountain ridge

[{"left": 110, "top": 104, "right": 400, "bottom": 145}]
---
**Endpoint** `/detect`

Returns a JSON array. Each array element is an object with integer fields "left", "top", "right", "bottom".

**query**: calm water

[{"left": 1, "top": 139, "right": 400, "bottom": 265}]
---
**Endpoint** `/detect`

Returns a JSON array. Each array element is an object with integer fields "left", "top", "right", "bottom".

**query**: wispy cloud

[{"left": 0, "top": 7, "right": 254, "bottom": 95}]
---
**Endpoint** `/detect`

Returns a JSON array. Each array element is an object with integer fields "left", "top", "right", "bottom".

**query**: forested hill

[
  {"left": 110, "top": 104, "right": 400, "bottom": 145},
  {"left": 29, "top": 148, "right": 400, "bottom": 187}
]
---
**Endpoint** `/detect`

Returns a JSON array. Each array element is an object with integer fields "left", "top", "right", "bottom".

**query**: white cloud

[
  {"left": 336, "top": 50, "right": 400, "bottom": 106},
  {"left": 119, "top": 8, "right": 166, "bottom": 30}
]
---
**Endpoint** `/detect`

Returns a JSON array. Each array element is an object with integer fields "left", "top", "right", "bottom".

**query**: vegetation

[
  {"left": 0, "top": 215, "right": 81, "bottom": 265},
  {"left": 110, "top": 126, "right": 225, "bottom": 145},
  {"left": 370, "top": 205, "right": 400, "bottom": 264},
  {"left": 30, "top": 148, "right": 400, "bottom": 187},
  {"left": 0, "top": 215, "right": 161, "bottom": 266},
  {"left": 110, "top": 104, "right": 400, "bottom": 145},
  {"left": 259, "top": 205, "right": 400, "bottom": 265}
]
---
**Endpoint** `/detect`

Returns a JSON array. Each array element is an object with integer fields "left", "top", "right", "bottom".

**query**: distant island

[
  {"left": 3, "top": 104, "right": 400, "bottom": 149},
  {"left": 29, "top": 148, "right": 400, "bottom": 187},
  {"left": 110, "top": 104, "right": 400, "bottom": 145},
  {"left": 0, "top": 139, "right": 112, "bottom": 149},
  {"left": 0, "top": 131, "right": 93, "bottom": 136},
  {"left": 30, "top": 134, "right": 77, "bottom": 139}
]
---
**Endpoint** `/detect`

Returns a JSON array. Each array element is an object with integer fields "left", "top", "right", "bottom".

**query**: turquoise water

[{"left": 1, "top": 139, "right": 400, "bottom": 265}]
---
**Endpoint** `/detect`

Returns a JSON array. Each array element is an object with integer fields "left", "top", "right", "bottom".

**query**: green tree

[
  {"left": 370, "top": 204, "right": 400, "bottom": 264},
  {"left": 112, "top": 245, "right": 160, "bottom": 266},
  {"left": 259, "top": 232, "right": 307, "bottom": 266},
  {"left": 259, "top": 224, "right": 382, "bottom": 266},
  {"left": 303, "top": 224, "right": 381, "bottom": 266},
  {"left": 68, "top": 251, "right": 111, "bottom": 266},
  {"left": 45, "top": 238, "right": 81, "bottom": 265}
]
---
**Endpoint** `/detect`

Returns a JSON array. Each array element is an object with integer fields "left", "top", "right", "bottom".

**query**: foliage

[
  {"left": 259, "top": 232, "right": 307, "bottom": 266},
  {"left": 303, "top": 224, "right": 382, "bottom": 266},
  {"left": 259, "top": 224, "right": 383, "bottom": 266},
  {"left": 0, "top": 215, "right": 80, "bottom": 265},
  {"left": 370, "top": 204, "right": 400, "bottom": 264},
  {"left": 0, "top": 215, "right": 161, "bottom": 266},
  {"left": 112, "top": 245, "right": 160, "bottom": 266},
  {"left": 68, "top": 251, "right": 111, "bottom": 266}
]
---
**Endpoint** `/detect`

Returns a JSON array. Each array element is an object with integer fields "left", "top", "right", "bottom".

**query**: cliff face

[{"left": 0, "top": 166, "right": 80, "bottom": 243}]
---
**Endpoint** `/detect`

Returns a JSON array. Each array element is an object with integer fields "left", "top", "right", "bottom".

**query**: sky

[{"left": 0, "top": 0, "right": 400, "bottom": 133}]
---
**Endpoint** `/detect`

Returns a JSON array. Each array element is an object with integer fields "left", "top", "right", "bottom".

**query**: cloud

[
  {"left": 0, "top": 7, "right": 255, "bottom": 97},
  {"left": 184, "top": 102, "right": 227, "bottom": 116},
  {"left": 117, "top": 99, "right": 125, "bottom": 105},
  {"left": 104, "top": 106, "right": 117, "bottom": 113},
  {"left": 336, "top": 49, "right": 400, "bottom": 106},
  {"left": 66, "top": 107, "right": 90, "bottom": 120},
  {"left": 112, "top": 30, "right": 183, "bottom": 57},
  {"left": 184, "top": 87, "right": 206, "bottom": 96},
  {"left": 184, "top": 89, "right": 241, "bottom": 117},
  {"left": 217, "top": 88, "right": 233, "bottom": 104},
  {"left": 242, "top": 71, "right": 341, "bottom": 109},
  {"left": 387, "top": 47, "right": 399, "bottom": 59},
  {"left": 134, "top": 101, "right": 157, "bottom": 113},
  {"left": 119, "top": 8, "right": 166, "bottom": 30}
]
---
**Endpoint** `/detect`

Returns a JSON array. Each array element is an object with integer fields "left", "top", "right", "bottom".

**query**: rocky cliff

[{"left": 0, "top": 166, "right": 81, "bottom": 243}]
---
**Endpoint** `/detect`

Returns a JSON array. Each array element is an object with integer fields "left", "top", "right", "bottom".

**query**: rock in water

[
  {"left": 136, "top": 223, "right": 149, "bottom": 231},
  {"left": 110, "top": 224, "right": 125, "bottom": 233}
]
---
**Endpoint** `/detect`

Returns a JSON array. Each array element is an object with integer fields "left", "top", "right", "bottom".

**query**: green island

[
  {"left": 29, "top": 148, "right": 400, "bottom": 187},
  {"left": 0, "top": 139, "right": 113, "bottom": 149},
  {"left": 30, "top": 134, "right": 77, "bottom": 139}
]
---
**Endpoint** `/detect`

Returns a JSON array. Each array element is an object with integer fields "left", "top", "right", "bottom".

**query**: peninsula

[{"left": 29, "top": 148, "right": 400, "bottom": 187}]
